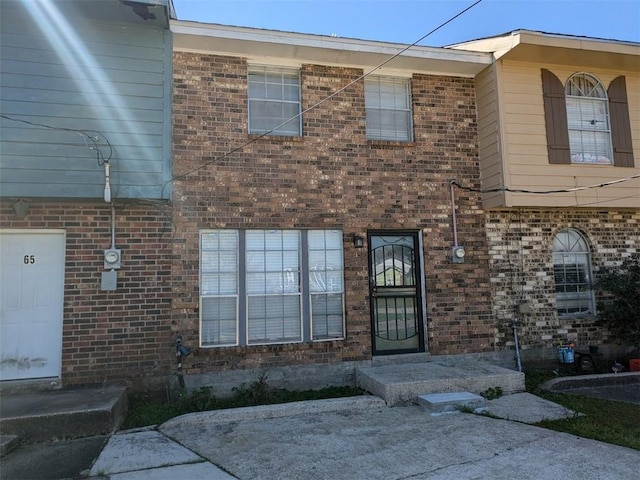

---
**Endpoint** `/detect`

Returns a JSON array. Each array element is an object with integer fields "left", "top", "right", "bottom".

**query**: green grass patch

[
  {"left": 525, "top": 369, "right": 640, "bottom": 450},
  {"left": 123, "top": 379, "right": 364, "bottom": 430}
]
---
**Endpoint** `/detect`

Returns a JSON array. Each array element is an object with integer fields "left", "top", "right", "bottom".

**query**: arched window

[
  {"left": 565, "top": 73, "right": 612, "bottom": 164},
  {"left": 553, "top": 229, "right": 594, "bottom": 315}
]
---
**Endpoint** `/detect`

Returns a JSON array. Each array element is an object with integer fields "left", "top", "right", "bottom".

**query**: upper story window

[
  {"left": 200, "top": 229, "right": 345, "bottom": 347},
  {"left": 365, "top": 76, "right": 413, "bottom": 141},
  {"left": 565, "top": 73, "right": 612, "bottom": 164},
  {"left": 248, "top": 66, "right": 301, "bottom": 136},
  {"left": 553, "top": 228, "right": 595, "bottom": 316},
  {"left": 541, "top": 69, "right": 634, "bottom": 167}
]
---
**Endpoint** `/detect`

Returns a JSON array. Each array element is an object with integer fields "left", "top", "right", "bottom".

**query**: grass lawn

[
  {"left": 124, "top": 370, "right": 639, "bottom": 451},
  {"left": 525, "top": 370, "right": 640, "bottom": 450},
  {"left": 123, "top": 378, "right": 363, "bottom": 430}
]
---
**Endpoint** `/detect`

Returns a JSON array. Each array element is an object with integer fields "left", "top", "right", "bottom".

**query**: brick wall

[
  {"left": 486, "top": 208, "right": 639, "bottom": 351},
  {"left": 0, "top": 201, "right": 173, "bottom": 389},
  {"left": 172, "top": 52, "right": 495, "bottom": 374}
]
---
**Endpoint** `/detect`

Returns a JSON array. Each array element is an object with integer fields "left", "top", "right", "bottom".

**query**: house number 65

[{"left": 23, "top": 255, "right": 35, "bottom": 264}]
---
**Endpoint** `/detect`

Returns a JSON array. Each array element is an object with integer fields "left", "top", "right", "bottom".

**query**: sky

[{"left": 172, "top": 0, "right": 640, "bottom": 47}]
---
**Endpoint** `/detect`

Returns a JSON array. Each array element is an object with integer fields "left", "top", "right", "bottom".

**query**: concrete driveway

[{"left": 84, "top": 394, "right": 640, "bottom": 480}]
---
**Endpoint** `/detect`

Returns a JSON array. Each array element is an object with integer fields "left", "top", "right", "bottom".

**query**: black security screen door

[{"left": 368, "top": 232, "right": 425, "bottom": 355}]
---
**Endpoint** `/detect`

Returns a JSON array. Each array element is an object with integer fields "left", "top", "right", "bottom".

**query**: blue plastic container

[{"left": 557, "top": 346, "right": 574, "bottom": 363}]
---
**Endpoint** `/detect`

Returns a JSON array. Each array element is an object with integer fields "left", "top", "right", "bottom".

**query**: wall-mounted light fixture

[{"left": 353, "top": 234, "right": 364, "bottom": 248}]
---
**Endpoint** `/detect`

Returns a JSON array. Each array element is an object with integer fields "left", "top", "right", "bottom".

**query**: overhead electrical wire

[
  {"left": 0, "top": 113, "right": 113, "bottom": 165},
  {"left": 162, "top": 0, "right": 484, "bottom": 195},
  {"left": 451, "top": 173, "right": 640, "bottom": 195}
]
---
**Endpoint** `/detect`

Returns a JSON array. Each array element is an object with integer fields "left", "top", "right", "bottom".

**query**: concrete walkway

[{"left": 86, "top": 394, "right": 639, "bottom": 480}]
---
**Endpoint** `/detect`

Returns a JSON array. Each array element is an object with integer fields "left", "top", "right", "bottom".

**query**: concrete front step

[
  {"left": 417, "top": 392, "right": 486, "bottom": 415},
  {"left": 0, "top": 434, "right": 20, "bottom": 457},
  {"left": 0, "top": 386, "right": 127, "bottom": 444},
  {"left": 356, "top": 358, "right": 524, "bottom": 406}
]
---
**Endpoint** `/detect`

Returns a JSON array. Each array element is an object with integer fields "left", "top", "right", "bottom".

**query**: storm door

[{"left": 368, "top": 232, "right": 425, "bottom": 355}]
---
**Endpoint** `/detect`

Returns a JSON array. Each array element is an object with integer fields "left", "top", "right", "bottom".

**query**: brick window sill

[
  {"left": 248, "top": 134, "right": 304, "bottom": 143},
  {"left": 367, "top": 140, "right": 417, "bottom": 148}
]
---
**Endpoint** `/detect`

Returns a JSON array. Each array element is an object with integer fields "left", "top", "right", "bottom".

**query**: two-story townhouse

[
  {"left": 451, "top": 31, "right": 640, "bottom": 362},
  {"left": 0, "top": 0, "right": 175, "bottom": 390},
  {"left": 170, "top": 21, "right": 507, "bottom": 391}
]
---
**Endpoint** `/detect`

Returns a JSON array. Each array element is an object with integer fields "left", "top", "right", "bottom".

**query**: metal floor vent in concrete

[
  {"left": 417, "top": 392, "right": 486, "bottom": 415},
  {"left": 356, "top": 359, "right": 525, "bottom": 406}
]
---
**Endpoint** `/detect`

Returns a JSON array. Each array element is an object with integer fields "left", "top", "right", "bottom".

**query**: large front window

[
  {"left": 565, "top": 73, "right": 612, "bottom": 164},
  {"left": 200, "top": 229, "right": 344, "bottom": 347},
  {"left": 553, "top": 229, "right": 594, "bottom": 316},
  {"left": 248, "top": 66, "right": 301, "bottom": 136}
]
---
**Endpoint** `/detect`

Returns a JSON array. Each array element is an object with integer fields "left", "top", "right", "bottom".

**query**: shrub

[{"left": 594, "top": 254, "right": 640, "bottom": 346}]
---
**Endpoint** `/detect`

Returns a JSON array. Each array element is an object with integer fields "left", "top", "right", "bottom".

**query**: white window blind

[
  {"left": 309, "top": 230, "right": 345, "bottom": 340},
  {"left": 200, "top": 229, "right": 344, "bottom": 347},
  {"left": 200, "top": 230, "right": 238, "bottom": 346},
  {"left": 565, "top": 74, "right": 612, "bottom": 164},
  {"left": 248, "top": 66, "right": 301, "bottom": 136},
  {"left": 553, "top": 229, "right": 595, "bottom": 316},
  {"left": 365, "top": 76, "right": 413, "bottom": 141},
  {"left": 246, "top": 230, "right": 302, "bottom": 344}
]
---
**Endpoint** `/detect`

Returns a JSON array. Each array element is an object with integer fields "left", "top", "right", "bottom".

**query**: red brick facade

[
  {"left": 487, "top": 208, "right": 640, "bottom": 352},
  {"left": 0, "top": 201, "right": 173, "bottom": 388},
  {"left": 171, "top": 52, "right": 495, "bottom": 375}
]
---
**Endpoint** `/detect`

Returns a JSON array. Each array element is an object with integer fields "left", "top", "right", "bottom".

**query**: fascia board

[{"left": 171, "top": 21, "right": 492, "bottom": 77}]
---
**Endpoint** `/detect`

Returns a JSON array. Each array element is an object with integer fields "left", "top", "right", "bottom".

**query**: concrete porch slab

[
  {"left": 0, "top": 385, "right": 127, "bottom": 444},
  {"left": 356, "top": 359, "right": 524, "bottom": 406}
]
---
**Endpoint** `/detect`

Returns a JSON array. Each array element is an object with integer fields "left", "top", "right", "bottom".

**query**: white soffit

[{"left": 171, "top": 21, "right": 492, "bottom": 77}]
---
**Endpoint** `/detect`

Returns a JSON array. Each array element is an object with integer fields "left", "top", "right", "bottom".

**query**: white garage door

[{"left": 1, "top": 231, "right": 65, "bottom": 381}]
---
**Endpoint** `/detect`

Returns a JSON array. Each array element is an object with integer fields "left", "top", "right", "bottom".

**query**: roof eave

[{"left": 171, "top": 20, "right": 493, "bottom": 77}]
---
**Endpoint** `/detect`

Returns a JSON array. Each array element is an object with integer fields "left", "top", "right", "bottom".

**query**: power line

[
  {"left": 452, "top": 173, "right": 640, "bottom": 195},
  {"left": 0, "top": 114, "right": 112, "bottom": 165},
  {"left": 163, "top": 0, "right": 484, "bottom": 194}
]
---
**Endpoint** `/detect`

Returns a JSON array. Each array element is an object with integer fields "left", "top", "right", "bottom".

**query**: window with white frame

[
  {"left": 365, "top": 76, "right": 413, "bottom": 141},
  {"left": 200, "top": 229, "right": 344, "bottom": 347},
  {"left": 248, "top": 66, "right": 301, "bottom": 136},
  {"left": 565, "top": 73, "right": 612, "bottom": 164},
  {"left": 553, "top": 229, "right": 595, "bottom": 316}
]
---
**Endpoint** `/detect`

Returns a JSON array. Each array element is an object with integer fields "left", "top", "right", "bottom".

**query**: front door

[
  {"left": 368, "top": 231, "right": 425, "bottom": 355},
  {"left": 0, "top": 231, "right": 65, "bottom": 380}
]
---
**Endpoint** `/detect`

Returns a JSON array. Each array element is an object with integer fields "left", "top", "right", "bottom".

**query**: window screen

[
  {"left": 248, "top": 66, "right": 301, "bottom": 136},
  {"left": 200, "top": 229, "right": 344, "bottom": 347},
  {"left": 553, "top": 229, "right": 595, "bottom": 316},
  {"left": 565, "top": 73, "right": 612, "bottom": 164},
  {"left": 365, "top": 76, "right": 413, "bottom": 141}
]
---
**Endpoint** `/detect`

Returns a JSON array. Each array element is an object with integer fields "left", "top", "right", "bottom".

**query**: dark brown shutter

[
  {"left": 541, "top": 69, "right": 570, "bottom": 164},
  {"left": 608, "top": 76, "right": 635, "bottom": 167}
]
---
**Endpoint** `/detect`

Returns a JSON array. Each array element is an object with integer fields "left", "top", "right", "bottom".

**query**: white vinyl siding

[
  {"left": 365, "top": 76, "right": 413, "bottom": 141},
  {"left": 200, "top": 229, "right": 344, "bottom": 347},
  {"left": 248, "top": 66, "right": 301, "bottom": 136}
]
